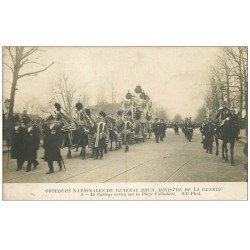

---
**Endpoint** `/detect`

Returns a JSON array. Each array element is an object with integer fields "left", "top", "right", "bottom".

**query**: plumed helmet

[
  {"left": 126, "top": 91, "right": 132, "bottom": 100},
  {"left": 135, "top": 85, "right": 142, "bottom": 94},
  {"left": 117, "top": 110, "right": 123, "bottom": 116},
  {"left": 146, "top": 114, "right": 151, "bottom": 121},
  {"left": 135, "top": 110, "right": 141, "bottom": 120},
  {"left": 140, "top": 91, "right": 146, "bottom": 100},
  {"left": 56, "top": 114, "right": 63, "bottom": 121},
  {"left": 85, "top": 109, "right": 91, "bottom": 116},
  {"left": 75, "top": 102, "right": 83, "bottom": 111},
  {"left": 47, "top": 115, "right": 55, "bottom": 121},
  {"left": 12, "top": 114, "right": 20, "bottom": 123},
  {"left": 21, "top": 115, "right": 31, "bottom": 125},
  {"left": 99, "top": 111, "right": 107, "bottom": 118},
  {"left": 126, "top": 111, "right": 132, "bottom": 117},
  {"left": 54, "top": 103, "right": 61, "bottom": 111}
]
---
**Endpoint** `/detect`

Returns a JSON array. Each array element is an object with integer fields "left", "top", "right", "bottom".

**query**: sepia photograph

[{"left": 2, "top": 46, "right": 248, "bottom": 200}]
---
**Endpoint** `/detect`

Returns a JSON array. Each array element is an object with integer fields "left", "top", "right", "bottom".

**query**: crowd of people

[{"left": 5, "top": 96, "right": 243, "bottom": 174}]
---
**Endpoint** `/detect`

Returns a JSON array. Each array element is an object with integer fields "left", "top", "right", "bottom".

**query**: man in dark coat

[
  {"left": 159, "top": 119, "right": 167, "bottom": 141},
  {"left": 43, "top": 115, "right": 63, "bottom": 174},
  {"left": 22, "top": 116, "right": 40, "bottom": 172},
  {"left": 152, "top": 117, "right": 161, "bottom": 143},
  {"left": 10, "top": 115, "right": 25, "bottom": 171}
]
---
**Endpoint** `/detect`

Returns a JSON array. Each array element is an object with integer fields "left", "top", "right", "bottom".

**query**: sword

[{"left": 6, "top": 146, "right": 10, "bottom": 169}]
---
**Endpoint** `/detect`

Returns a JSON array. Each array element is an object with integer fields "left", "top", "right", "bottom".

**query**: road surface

[{"left": 2, "top": 130, "right": 248, "bottom": 183}]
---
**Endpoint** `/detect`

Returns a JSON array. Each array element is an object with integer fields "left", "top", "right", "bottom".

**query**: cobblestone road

[{"left": 2, "top": 130, "right": 248, "bottom": 183}]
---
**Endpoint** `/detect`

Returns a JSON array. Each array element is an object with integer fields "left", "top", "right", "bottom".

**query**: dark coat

[
  {"left": 23, "top": 126, "right": 40, "bottom": 161},
  {"left": 152, "top": 122, "right": 161, "bottom": 135},
  {"left": 10, "top": 126, "right": 26, "bottom": 160},
  {"left": 160, "top": 122, "right": 167, "bottom": 133},
  {"left": 43, "top": 124, "right": 62, "bottom": 162}
]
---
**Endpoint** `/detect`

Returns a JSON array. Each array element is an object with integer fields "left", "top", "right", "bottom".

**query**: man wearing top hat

[
  {"left": 159, "top": 119, "right": 167, "bottom": 141},
  {"left": 152, "top": 117, "right": 161, "bottom": 143},
  {"left": 43, "top": 115, "right": 63, "bottom": 174},
  {"left": 22, "top": 116, "right": 40, "bottom": 172},
  {"left": 10, "top": 115, "right": 26, "bottom": 171}
]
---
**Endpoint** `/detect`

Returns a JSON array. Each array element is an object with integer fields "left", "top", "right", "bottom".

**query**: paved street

[{"left": 2, "top": 130, "right": 248, "bottom": 183}]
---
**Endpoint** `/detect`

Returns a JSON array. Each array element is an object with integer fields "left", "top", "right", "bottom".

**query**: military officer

[
  {"left": 122, "top": 113, "right": 132, "bottom": 152},
  {"left": 43, "top": 115, "right": 63, "bottom": 174},
  {"left": 94, "top": 114, "right": 108, "bottom": 160},
  {"left": 216, "top": 100, "right": 231, "bottom": 123}
]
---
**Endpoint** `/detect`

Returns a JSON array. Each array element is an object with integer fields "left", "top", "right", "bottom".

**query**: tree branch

[
  {"left": 17, "top": 62, "right": 54, "bottom": 79},
  {"left": 21, "top": 47, "right": 39, "bottom": 60},
  {"left": 7, "top": 47, "right": 15, "bottom": 64},
  {"left": 3, "top": 62, "right": 14, "bottom": 73}
]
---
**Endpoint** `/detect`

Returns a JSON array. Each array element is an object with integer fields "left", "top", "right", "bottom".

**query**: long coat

[
  {"left": 152, "top": 122, "right": 161, "bottom": 135},
  {"left": 160, "top": 122, "right": 167, "bottom": 134},
  {"left": 43, "top": 124, "right": 62, "bottom": 162},
  {"left": 94, "top": 122, "right": 108, "bottom": 148},
  {"left": 23, "top": 126, "right": 40, "bottom": 161},
  {"left": 10, "top": 126, "right": 26, "bottom": 160}
]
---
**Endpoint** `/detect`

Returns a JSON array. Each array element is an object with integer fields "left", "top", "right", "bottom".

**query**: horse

[
  {"left": 214, "top": 117, "right": 238, "bottom": 165},
  {"left": 58, "top": 114, "right": 89, "bottom": 159}
]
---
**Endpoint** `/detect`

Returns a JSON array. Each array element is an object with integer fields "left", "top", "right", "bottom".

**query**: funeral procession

[{"left": 2, "top": 47, "right": 248, "bottom": 183}]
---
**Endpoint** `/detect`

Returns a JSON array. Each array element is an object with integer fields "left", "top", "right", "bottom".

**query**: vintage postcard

[{"left": 2, "top": 46, "right": 248, "bottom": 200}]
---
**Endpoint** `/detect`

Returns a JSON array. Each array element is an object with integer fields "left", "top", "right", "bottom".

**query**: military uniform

[
  {"left": 116, "top": 112, "right": 124, "bottom": 149},
  {"left": 216, "top": 106, "right": 231, "bottom": 124},
  {"left": 122, "top": 119, "right": 132, "bottom": 151},
  {"left": 43, "top": 116, "right": 63, "bottom": 174},
  {"left": 152, "top": 119, "right": 161, "bottom": 143},
  {"left": 94, "top": 117, "right": 108, "bottom": 159}
]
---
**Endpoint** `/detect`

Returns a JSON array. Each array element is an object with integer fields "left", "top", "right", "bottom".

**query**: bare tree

[
  {"left": 204, "top": 46, "right": 248, "bottom": 135},
  {"left": 78, "top": 93, "right": 90, "bottom": 108},
  {"left": 97, "top": 87, "right": 107, "bottom": 104},
  {"left": 172, "top": 114, "right": 182, "bottom": 122},
  {"left": 111, "top": 83, "right": 116, "bottom": 103},
  {"left": 3, "top": 46, "right": 54, "bottom": 119},
  {"left": 52, "top": 74, "right": 76, "bottom": 119},
  {"left": 154, "top": 106, "right": 169, "bottom": 121}
]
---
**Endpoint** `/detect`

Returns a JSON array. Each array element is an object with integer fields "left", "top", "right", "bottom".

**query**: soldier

[
  {"left": 22, "top": 116, "right": 40, "bottom": 172},
  {"left": 215, "top": 100, "right": 231, "bottom": 123},
  {"left": 231, "top": 107, "right": 240, "bottom": 139},
  {"left": 99, "top": 111, "right": 110, "bottom": 154},
  {"left": 116, "top": 110, "right": 124, "bottom": 149},
  {"left": 152, "top": 117, "right": 161, "bottom": 143},
  {"left": 159, "top": 119, "right": 167, "bottom": 141},
  {"left": 94, "top": 114, "right": 108, "bottom": 160},
  {"left": 10, "top": 115, "right": 25, "bottom": 171},
  {"left": 43, "top": 115, "right": 63, "bottom": 174},
  {"left": 85, "top": 108, "right": 96, "bottom": 157},
  {"left": 122, "top": 112, "right": 132, "bottom": 152},
  {"left": 215, "top": 100, "right": 232, "bottom": 137}
]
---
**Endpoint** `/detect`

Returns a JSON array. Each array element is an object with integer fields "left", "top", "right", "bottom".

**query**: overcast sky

[{"left": 3, "top": 47, "right": 219, "bottom": 119}]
